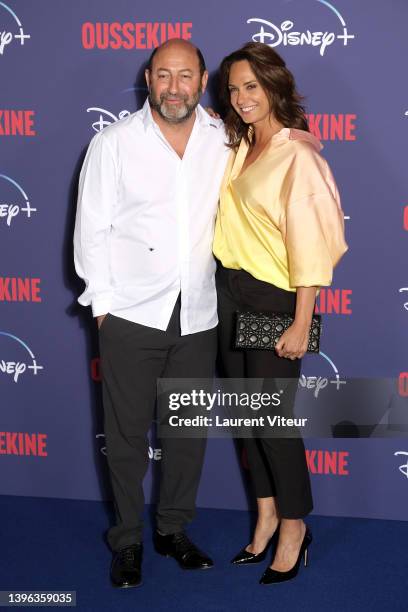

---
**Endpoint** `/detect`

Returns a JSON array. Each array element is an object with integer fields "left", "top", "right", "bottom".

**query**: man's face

[{"left": 146, "top": 44, "right": 208, "bottom": 124}]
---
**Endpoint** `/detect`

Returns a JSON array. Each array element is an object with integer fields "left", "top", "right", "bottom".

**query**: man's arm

[{"left": 73, "top": 132, "right": 117, "bottom": 323}]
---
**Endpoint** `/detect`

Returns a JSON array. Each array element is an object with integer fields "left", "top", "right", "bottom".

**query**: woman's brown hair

[{"left": 219, "top": 42, "right": 308, "bottom": 148}]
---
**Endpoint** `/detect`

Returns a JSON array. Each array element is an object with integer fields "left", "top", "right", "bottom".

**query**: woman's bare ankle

[{"left": 246, "top": 515, "right": 279, "bottom": 554}]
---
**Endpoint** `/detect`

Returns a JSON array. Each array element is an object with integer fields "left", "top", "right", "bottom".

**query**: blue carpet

[{"left": 0, "top": 496, "right": 407, "bottom": 611}]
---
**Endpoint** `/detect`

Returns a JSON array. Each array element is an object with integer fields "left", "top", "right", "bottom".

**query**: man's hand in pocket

[{"left": 97, "top": 314, "right": 107, "bottom": 329}]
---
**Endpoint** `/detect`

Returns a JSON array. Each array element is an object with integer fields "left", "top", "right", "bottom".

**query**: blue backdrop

[{"left": 1, "top": 0, "right": 407, "bottom": 521}]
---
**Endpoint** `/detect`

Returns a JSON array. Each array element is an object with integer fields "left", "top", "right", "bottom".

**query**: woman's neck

[{"left": 252, "top": 115, "right": 284, "bottom": 148}]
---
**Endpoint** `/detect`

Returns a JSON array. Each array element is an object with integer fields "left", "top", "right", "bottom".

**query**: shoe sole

[
  {"left": 232, "top": 560, "right": 265, "bottom": 566},
  {"left": 111, "top": 581, "right": 143, "bottom": 588}
]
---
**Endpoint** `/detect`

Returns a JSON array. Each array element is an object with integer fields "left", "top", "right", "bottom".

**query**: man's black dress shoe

[
  {"left": 154, "top": 531, "right": 213, "bottom": 570},
  {"left": 110, "top": 543, "right": 143, "bottom": 588}
]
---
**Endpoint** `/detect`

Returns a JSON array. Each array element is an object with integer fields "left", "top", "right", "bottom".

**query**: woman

[{"left": 213, "top": 42, "right": 347, "bottom": 584}]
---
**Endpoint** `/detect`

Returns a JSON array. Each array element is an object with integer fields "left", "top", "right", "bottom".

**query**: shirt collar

[
  {"left": 141, "top": 98, "right": 155, "bottom": 132},
  {"left": 141, "top": 98, "right": 220, "bottom": 131}
]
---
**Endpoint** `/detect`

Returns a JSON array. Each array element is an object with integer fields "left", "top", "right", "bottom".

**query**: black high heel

[
  {"left": 259, "top": 527, "right": 312, "bottom": 584},
  {"left": 231, "top": 527, "right": 279, "bottom": 566}
]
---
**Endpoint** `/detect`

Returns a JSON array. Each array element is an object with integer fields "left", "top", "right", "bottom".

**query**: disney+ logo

[
  {"left": 247, "top": 0, "right": 354, "bottom": 57},
  {"left": 0, "top": 2, "right": 30, "bottom": 56}
]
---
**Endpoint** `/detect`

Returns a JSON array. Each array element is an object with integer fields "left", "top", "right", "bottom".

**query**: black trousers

[
  {"left": 216, "top": 264, "right": 313, "bottom": 519},
  {"left": 99, "top": 296, "right": 217, "bottom": 550}
]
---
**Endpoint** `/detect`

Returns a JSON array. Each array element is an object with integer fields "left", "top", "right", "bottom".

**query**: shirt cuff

[
  {"left": 289, "top": 276, "right": 332, "bottom": 288},
  {"left": 91, "top": 297, "right": 112, "bottom": 317}
]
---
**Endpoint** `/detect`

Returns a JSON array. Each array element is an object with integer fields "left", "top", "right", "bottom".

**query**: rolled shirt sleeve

[
  {"left": 73, "top": 132, "right": 117, "bottom": 316},
  {"left": 281, "top": 146, "right": 348, "bottom": 288}
]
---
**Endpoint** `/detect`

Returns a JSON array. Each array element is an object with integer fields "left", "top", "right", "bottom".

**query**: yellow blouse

[{"left": 213, "top": 128, "right": 348, "bottom": 291}]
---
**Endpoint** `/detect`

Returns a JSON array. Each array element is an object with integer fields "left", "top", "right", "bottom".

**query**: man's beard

[{"left": 148, "top": 87, "right": 201, "bottom": 124}]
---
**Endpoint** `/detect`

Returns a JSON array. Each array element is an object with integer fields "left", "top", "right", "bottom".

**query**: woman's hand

[
  {"left": 275, "top": 321, "right": 310, "bottom": 360},
  {"left": 275, "top": 286, "right": 318, "bottom": 359},
  {"left": 204, "top": 106, "right": 220, "bottom": 119}
]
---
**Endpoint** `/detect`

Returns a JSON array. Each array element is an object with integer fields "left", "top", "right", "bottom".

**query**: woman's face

[{"left": 228, "top": 60, "right": 271, "bottom": 126}]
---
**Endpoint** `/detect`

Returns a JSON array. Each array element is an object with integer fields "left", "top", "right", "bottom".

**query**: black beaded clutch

[{"left": 235, "top": 311, "right": 321, "bottom": 353}]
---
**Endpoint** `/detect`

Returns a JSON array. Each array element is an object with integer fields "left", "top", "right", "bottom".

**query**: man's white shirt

[{"left": 74, "top": 100, "right": 230, "bottom": 335}]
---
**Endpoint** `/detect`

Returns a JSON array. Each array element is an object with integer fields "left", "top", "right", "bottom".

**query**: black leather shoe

[
  {"left": 259, "top": 527, "right": 312, "bottom": 585},
  {"left": 231, "top": 528, "right": 279, "bottom": 565},
  {"left": 110, "top": 544, "right": 143, "bottom": 588},
  {"left": 154, "top": 531, "right": 213, "bottom": 570}
]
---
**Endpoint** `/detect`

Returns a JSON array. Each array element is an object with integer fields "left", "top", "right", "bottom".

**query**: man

[{"left": 73, "top": 39, "right": 229, "bottom": 588}]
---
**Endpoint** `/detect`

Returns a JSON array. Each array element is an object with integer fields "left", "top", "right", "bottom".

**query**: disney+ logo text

[
  {"left": 0, "top": 2, "right": 30, "bottom": 56},
  {"left": 247, "top": 0, "right": 354, "bottom": 57}
]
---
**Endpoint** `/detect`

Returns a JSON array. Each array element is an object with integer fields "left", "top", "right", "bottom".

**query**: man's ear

[
  {"left": 145, "top": 69, "right": 150, "bottom": 89},
  {"left": 200, "top": 70, "right": 209, "bottom": 95}
]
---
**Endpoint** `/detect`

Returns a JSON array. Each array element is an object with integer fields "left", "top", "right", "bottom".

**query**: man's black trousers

[{"left": 99, "top": 297, "right": 217, "bottom": 551}]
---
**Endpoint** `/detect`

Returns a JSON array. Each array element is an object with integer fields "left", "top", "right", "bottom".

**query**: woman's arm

[{"left": 275, "top": 286, "right": 318, "bottom": 360}]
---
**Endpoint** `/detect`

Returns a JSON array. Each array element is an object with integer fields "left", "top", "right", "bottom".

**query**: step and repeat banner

[{"left": 1, "top": 0, "right": 407, "bottom": 520}]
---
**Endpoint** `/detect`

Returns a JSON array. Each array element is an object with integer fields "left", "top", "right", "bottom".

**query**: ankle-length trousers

[{"left": 216, "top": 264, "right": 313, "bottom": 518}]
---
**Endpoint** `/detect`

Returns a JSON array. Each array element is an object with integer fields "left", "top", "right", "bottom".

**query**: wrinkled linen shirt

[
  {"left": 213, "top": 128, "right": 348, "bottom": 291},
  {"left": 74, "top": 100, "right": 230, "bottom": 334}
]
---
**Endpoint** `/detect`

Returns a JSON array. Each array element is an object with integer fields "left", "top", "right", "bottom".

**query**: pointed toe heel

[
  {"left": 259, "top": 528, "right": 312, "bottom": 585},
  {"left": 231, "top": 546, "right": 268, "bottom": 565},
  {"left": 231, "top": 528, "right": 279, "bottom": 565}
]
